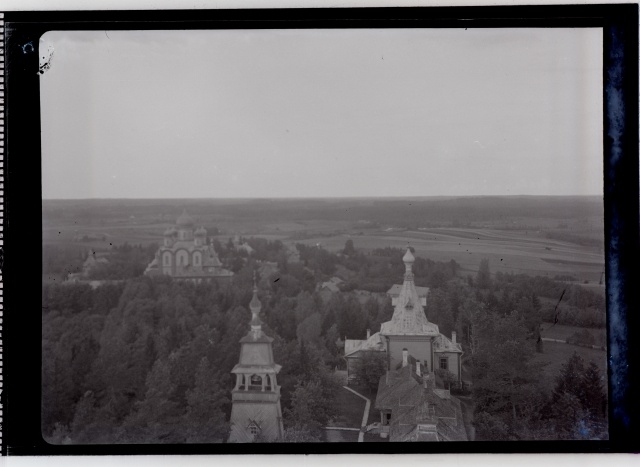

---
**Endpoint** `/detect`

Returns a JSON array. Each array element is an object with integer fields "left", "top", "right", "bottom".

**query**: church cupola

[
  {"left": 163, "top": 227, "right": 177, "bottom": 246},
  {"left": 403, "top": 248, "right": 415, "bottom": 278},
  {"left": 176, "top": 208, "right": 195, "bottom": 228},
  {"left": 194, "top": 226, "right": 207, "bottom": 246},
  {"left": 176, "top": 209, "right": 195, "bottom": 241}
]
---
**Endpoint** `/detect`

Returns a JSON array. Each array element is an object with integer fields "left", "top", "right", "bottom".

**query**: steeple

[
  {"left": 249, "top": 277, "right": 263, "bottom": 338},
  {"left": 228, "top": 276, "right": 284, "bottom": 442},
  {"left": 380, "top": 248, "right": 439, "bottom": 336}
]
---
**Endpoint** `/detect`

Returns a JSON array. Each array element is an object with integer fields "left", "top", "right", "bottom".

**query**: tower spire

[
  {"left": 249, "top": 272, "right": 262, "bottom": 337},
  {"left": 403, "top": 248, "right": 415, "bottom": 282},
  {"left": 380, "top": 248, "right": 438, "bottom": 336}
]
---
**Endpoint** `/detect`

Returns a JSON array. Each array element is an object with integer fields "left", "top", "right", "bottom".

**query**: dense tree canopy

[{"left": 42, "top": 237, "right": 606, "bottom": 443}]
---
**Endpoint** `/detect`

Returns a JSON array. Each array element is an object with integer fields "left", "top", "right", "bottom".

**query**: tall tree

[
  {"left": 549, "top": 353, "right": 607, "bottom": 439},
  {"left": 121, "top": 358, "right": 182, "bottom": 443},
  {"left": 472, "top": 311, "right": 546, "bottom": 440},
  {"left": 352, "top": 351, "right": 387, "bottom": 393},
  {"left": 581, "top": 361, "right": 607, "bottom": 421},
  {"left": 343, "top": 239, "right": 356, "bottom": 256},
  {"left": 476, "top": 258, "right": 492, "bottom": 290},
  {"left": 182, "top": 357, "right": 230, "bottom": 443}
]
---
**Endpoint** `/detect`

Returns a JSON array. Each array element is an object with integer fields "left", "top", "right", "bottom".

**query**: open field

[
  {"left": 43, "top": 196, "right": 604, "bottom": 281},
  {"left": 294, "top": 227, "right": 603, "bottom": 281},
  {"left": 540, "top": 322, "right": 607, "bottom": 343}
]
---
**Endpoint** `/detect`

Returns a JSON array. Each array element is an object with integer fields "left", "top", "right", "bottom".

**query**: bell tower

[{"left": 228, "top": 281, "right": 284, "bottom": 442}]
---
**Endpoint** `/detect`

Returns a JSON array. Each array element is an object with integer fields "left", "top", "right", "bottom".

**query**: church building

[
  {"left": 144, "top": 209, "right": 233, "bottom": 282},
  {"left": 380, "top": 249, "right": 462, "bottom": 378},
  {"left": 345, "top": 248, "right": 463, "bottom": 382},
  {"left": 345, "top": 248, "right": 467, "bottom": 441},
  {"left": 228, "top": 283, "right": 284, "bottom": 443}
]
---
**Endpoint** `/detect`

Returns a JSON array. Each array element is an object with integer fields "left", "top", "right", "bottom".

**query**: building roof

[
  {"left": 319, "top": 281, "right": 340, "bottom": 293},
  {"left": 386, "top": 284, "right": 429, "bottom": 297},
  {"left": 433, "top": 334, "right": 463, "bottom": 354},
  {"left": 231, "top": 363, "right": 282, "bottom": 374},
  {"left": 344, "top": 332, "right": 386, "bottom": 358},
  {"left": 375, "top": 364, "right": 467, "bottom": 442},
  {"left": 238, "top": 243, "right": 255, "bottom": 253},
  {"left": 380, "top": 249, "right": 439, "bottom": 337}
]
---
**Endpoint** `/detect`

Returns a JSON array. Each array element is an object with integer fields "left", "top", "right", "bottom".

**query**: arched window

[
  {"left": 250, "top": 374, "right": 262, "bottom": 388},
  {"left": 176, "top": 250, "right": 189, "bottom": 267},
  {"left": 265, "top": 375, "right": 272, "bottom": 391},
  {"left": 163, "top": 251, "right": 172, "bottom": 266},
  {"left": 193, "top": 251, "right": 202, "bottom": 266}
]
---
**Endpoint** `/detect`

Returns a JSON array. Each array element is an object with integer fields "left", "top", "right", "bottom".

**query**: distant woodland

[
  {"left": 42, "top": 234, "right": 608, "bottom": 443},
  {"left": 43, "top": 195, "right": 604, "bottom": 244}
]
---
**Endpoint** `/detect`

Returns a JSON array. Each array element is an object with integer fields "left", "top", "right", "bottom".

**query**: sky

[{"left": 40, "top": 28, "right": 603, "bottom": 199}]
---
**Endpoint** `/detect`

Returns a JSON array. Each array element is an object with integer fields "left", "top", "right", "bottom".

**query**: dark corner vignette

[{"left": 2, "top": 3, "right": 639, "bottom": 457}]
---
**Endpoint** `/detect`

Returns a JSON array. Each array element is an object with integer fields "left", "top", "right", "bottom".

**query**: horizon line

[{"left": 42, "top": 194, "right": 604, "bottom": 202}]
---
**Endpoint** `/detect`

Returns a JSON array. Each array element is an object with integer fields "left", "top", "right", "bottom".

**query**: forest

[{"left": 42, "top": 237, "right": 608, "bottom": 443}]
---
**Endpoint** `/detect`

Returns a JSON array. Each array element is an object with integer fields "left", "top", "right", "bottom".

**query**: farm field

[
  {"left": 43, "top": 196, "right": 604, "bottom": 282},
  {"left": 540, "top": 322, "right": 607, "bottom": 344},
  {"left": 295, "top": 227, "right": 604, "bottom": 281}
]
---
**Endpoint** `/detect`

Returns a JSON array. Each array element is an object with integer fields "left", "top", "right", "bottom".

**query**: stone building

[
  {"left": 144, "top": 209, "right": 233, "bottom": 282},
  {"left": 228, "top": 284, "right": 284, "bottom": 443}
]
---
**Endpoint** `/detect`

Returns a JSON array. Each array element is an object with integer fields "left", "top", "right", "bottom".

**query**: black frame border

[{"left": 4, "top": 3, "right": 639, "bottom": 456}]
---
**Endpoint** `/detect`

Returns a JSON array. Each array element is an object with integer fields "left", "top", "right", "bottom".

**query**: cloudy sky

[{"left": 40, "top": 28, "right": 602, "bottom": 199}]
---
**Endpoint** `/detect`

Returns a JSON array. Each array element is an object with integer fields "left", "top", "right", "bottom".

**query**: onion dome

[
  {"left": 403, "top": 248, "right": 415, "bottom": 281},
  {"left": 176, "top": 209, "right": 195, "bottom": 227},
  {"left": 250, "top": 285, "right": 262, "bottom": 315},
  {"left": 403, "top": 248, "right": 415, "bottom": 264},
  {"left": 195, "top": 226, "right": 207, "bottom": 237}
]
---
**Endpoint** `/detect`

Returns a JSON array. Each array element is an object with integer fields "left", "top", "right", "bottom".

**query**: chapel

[
  {"left": 144, "top": 209, "right": 233, "bottom": 282},
  {"left": 344, "top": 248, "right": 463, "bottom": 383},
  {"left": 345, "top": 248, "right": 467, "bottom": 441}
]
